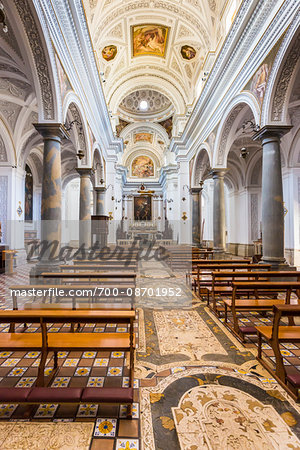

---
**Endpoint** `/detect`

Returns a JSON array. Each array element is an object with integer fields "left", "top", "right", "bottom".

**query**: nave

[{"left": 0, "top": 252, "right": 300, "bottom": 449}]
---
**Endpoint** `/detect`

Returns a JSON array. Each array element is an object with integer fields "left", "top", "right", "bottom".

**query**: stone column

[
  {"left": 253, "top": 125, "right": 292, "bottom": 267},
  {"left": 76, "top": 168, "right": 92, "bottom": 249},
  {"left": 94, "top": 186, "right": 106, "bottom": 215},
  {"left": 212, "top": 169, "right": 227, "bottom": 253},
  {"left": 191, "top": 187, "right": 203, "bottom": 246},
  {"left": 33, "top": 124, "right": 67, "bottom": 268}
]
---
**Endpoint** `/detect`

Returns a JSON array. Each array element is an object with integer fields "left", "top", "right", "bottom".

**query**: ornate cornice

[
  {"left": 173, "top": 0, "right": 298, "bottom": 158},
  {"left": 13, "top": 0, "right": 55, "bottom": 120}
]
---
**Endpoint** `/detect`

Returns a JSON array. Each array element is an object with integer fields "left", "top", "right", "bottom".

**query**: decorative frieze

[{"left": 13, "top": 0, "right": 55, "bottom": 120}]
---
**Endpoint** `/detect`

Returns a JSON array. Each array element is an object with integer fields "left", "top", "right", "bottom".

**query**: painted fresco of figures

[
  {"left": 181, "top": 45, "right": 196, "bottom": 60},
  {"left": 102, "top": 45, "right": 117, "bottom": 61},
  {"left": 132, "top": 24, "right": 168, "bottom": 57},
  {"left": 132, "top": 156, "right": 154, "bottom": 178},
  {"left": 251, "top": 63, "right": 270, "bottom": 104}
]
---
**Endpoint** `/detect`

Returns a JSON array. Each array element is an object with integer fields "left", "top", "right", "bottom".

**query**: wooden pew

[
  {"left": 225, "top": 281, "right": 300, "bottom": 341},
  {"left": 40, "top": 272, "right": 136, "bottom": 284},
  {"left": 211, "top": 270, "right": 300, "bottom": 314},
  {"left": 196, "top": 263, "right": 270, "bottom": 298},
  {"left": 9, "top": 284, "right": 133, "bottom": 331},
  {"left": 72, "top": 260, "right": 137, "bottom": 269},
  {"left": 60, "top": 264, "right": 136, "bottom": 272},
  {"left": 186, "top": 259, "right": 252, "bottom": 288},
  {"left": 168, "top": 250, "right": 214, "bottom": 270},
  {"left": 256, "top": 304, "right": 300, "bottom": 402},
  {"left": 0, "top": 309, "right": 135, "bottom": 417}
]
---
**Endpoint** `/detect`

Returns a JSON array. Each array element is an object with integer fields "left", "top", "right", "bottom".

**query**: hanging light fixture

[
  {"left": 0, "top": 2, "right": 8, "bottom": 33},
  {"left": 240, "top": 147, "right": 249, "bottom": 159}
]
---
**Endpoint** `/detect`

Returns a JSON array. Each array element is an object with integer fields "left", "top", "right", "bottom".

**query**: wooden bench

[
  {"left": 256, "top": 304, "right": 300, "bottom": 402},
  {"left": 186, "top": 259, "right": 252, "bottom": 288},
  {"left": 10, "top": 285, "right": 105, "bottom": 310},
  {"left": 0, "top": 309, "right": 135, "bottom": 416},
  {"left": 0, "top": 386, "right": 134, "bottom": 414},
  {"left": 211, "top": 270, "right": 300, "bottom": 314},
  {"left": 39, "top": 273, "right": 136, "bottom": 300},
  {"left": 40, "top": 271, "right": 136, "bottom": 284},
  {"left": 224, "top": 281, "right": 300, "bottom": 341},
  {"left": 72, "top": 260, "right": 137, "bottom": 269},
  {"left": 9, "top": 284, "right": 133, "bottom": 331},
  {"left": 196, "top": 263, "right": 270, "bottom": 298}
]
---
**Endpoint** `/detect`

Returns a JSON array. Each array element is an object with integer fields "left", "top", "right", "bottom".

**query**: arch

[
  {"left": 191, "top": 143, "right": 212, "bottom": 187},
  {"left": 9, "top": 0, "right": 62, "bottom": 121},
  {"left": 109, "top": 76, "right": 186, "bottom": 116},
  {"left": 288, "top": 127, "right": 300, "bottom": 168},
  {"left": 63, "top": 92, "right": 91, "bottom": 167},
  {"left": 19, "top": 132, "right": 43, "bottom": 170},
  {"left": 26, "top": 151, "right": 42, "bottom": 187},
  {"left": 0, "top": 119, "right": 16, "bottom": 165},
  {"left": 62, "top": 172, "right": 80, "bottom": 192},
  {"left": 245, "top": 148, "right": 262, "bottom": 186},
  {"left": 261, "top": 16, "right": 300, "bottom": 126},
  {"left": 92, "top": 144, "right": 106, "bottom": 186},
  {"left": 124, "top": 148, "right": 161, "bottom": 180},
  {"left": 120, "top": 122, "right": 170, "bottom": 146},
  {"left": 213, "top": 92, "right": 261, "bottom": 168}
]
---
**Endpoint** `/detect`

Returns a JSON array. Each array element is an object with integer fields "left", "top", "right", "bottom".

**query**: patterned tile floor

[
  {"left": 1, "top": 260, "right": 300, "bottom": 449},
  {"left": 0, "top": 263, "right": 140, "bottom": 450}
]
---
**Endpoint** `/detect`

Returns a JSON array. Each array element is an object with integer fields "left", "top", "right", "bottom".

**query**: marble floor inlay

[{"left": 154, "top": 310, "right": 228, "bottom": 361}]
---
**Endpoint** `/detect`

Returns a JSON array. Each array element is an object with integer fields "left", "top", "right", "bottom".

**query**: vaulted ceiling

[{"left": 83, "top": 0, "right": 237, "bottom": 178}]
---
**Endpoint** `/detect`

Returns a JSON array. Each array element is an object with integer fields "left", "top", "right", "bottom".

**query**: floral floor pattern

[{"left": 1, "top": 261, "right": 300, "bottom": 449}]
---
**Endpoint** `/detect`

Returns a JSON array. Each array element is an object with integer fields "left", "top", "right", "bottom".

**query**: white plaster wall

[
  {"left": 63, "top": 178, "right": 80, "bottom": 245},
  {"left": 202, "top": 179, "right": 213, "bottom": 243}
]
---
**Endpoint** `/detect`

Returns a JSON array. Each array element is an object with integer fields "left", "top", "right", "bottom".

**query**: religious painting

[
  {"left": 102, "top": 45, "right": 117, "bottom": 61},
  {"left": 251, "top": 63, "right": 270, "bottom": 104},
  {"left": 134, "top": 133, "right": 153, "bottom": 144},
  {"left": 134, "top": 195, "right": 152, "bottom": 221},
  {"left": 55, "top": 54, "right": 72, "bottom": 101},
  {"left": 132, "top": 24, "right": 169, "bottom": 57},
  {"left": 116, "top": 119, "right": 131, "bottom": 137},
  {"left": 132, "top": 156, "right": 154, "bottom": 178},
  {"left": 181, "top": 45, "right": 196, "bottom": 60},
  {"left": 25, "top": 165, "right": 33, "bottom": 221},
  {"left": 158, "top": 116, "right": 173, "bottom": 139}
]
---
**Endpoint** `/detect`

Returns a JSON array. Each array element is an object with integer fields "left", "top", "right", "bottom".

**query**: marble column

[
  {"left": 191, "top": 187, "right": 203, "bottom": 246},
  {"left": 212, "top": 169, "right": 227, "bottom": 253},
  {"left": 34, "top": 124, "right": 67, "bottom": 267},
  {"left": 253, "top": 125, "right": 292, "bottom": 267},
  {"left": 94, "top": 186, "right": 106, "bottom": 215},
  {"left": 76, "top": 168, "right": 92, "bottom": 249}
]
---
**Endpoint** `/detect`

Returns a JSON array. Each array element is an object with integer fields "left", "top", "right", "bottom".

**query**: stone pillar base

[{"left": 260, "top": 258, "right": 295, "bottom": 271}]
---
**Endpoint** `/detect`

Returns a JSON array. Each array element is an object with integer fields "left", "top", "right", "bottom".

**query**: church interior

[{"left": 0, "top": 0, "right": 299, "bottom": 448}]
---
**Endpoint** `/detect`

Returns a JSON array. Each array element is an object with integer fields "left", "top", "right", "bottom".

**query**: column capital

[
  {"left": 34, "top": 123, "right": 69, "bottom": 141},
  {"left": 210, "top": 168, "right": 228, "bottom": 179},
  {"left": 191, "top": 187, "right": 203, "bottom": 194},
  {"left": 94, "top": 186, "right": 107, "bottom": 193},
  {"left": 253, "top": 125, "right": 293, "bottom": 142},
  {"left": 76, "top": 167, "right": 93, "bottom": 178}
]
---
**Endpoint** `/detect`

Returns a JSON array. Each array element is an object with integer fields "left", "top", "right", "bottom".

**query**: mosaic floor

[{"left": 0, "top": 260, "right": 300, "bottom": 449}]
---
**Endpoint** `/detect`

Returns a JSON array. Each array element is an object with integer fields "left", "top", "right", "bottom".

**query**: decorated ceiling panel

[
  {"left": 83, "top": 0, "right": 229, "bottom": 113},
  {"left": 83, "top": 0, "right": 235, "bottom": 181}
]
